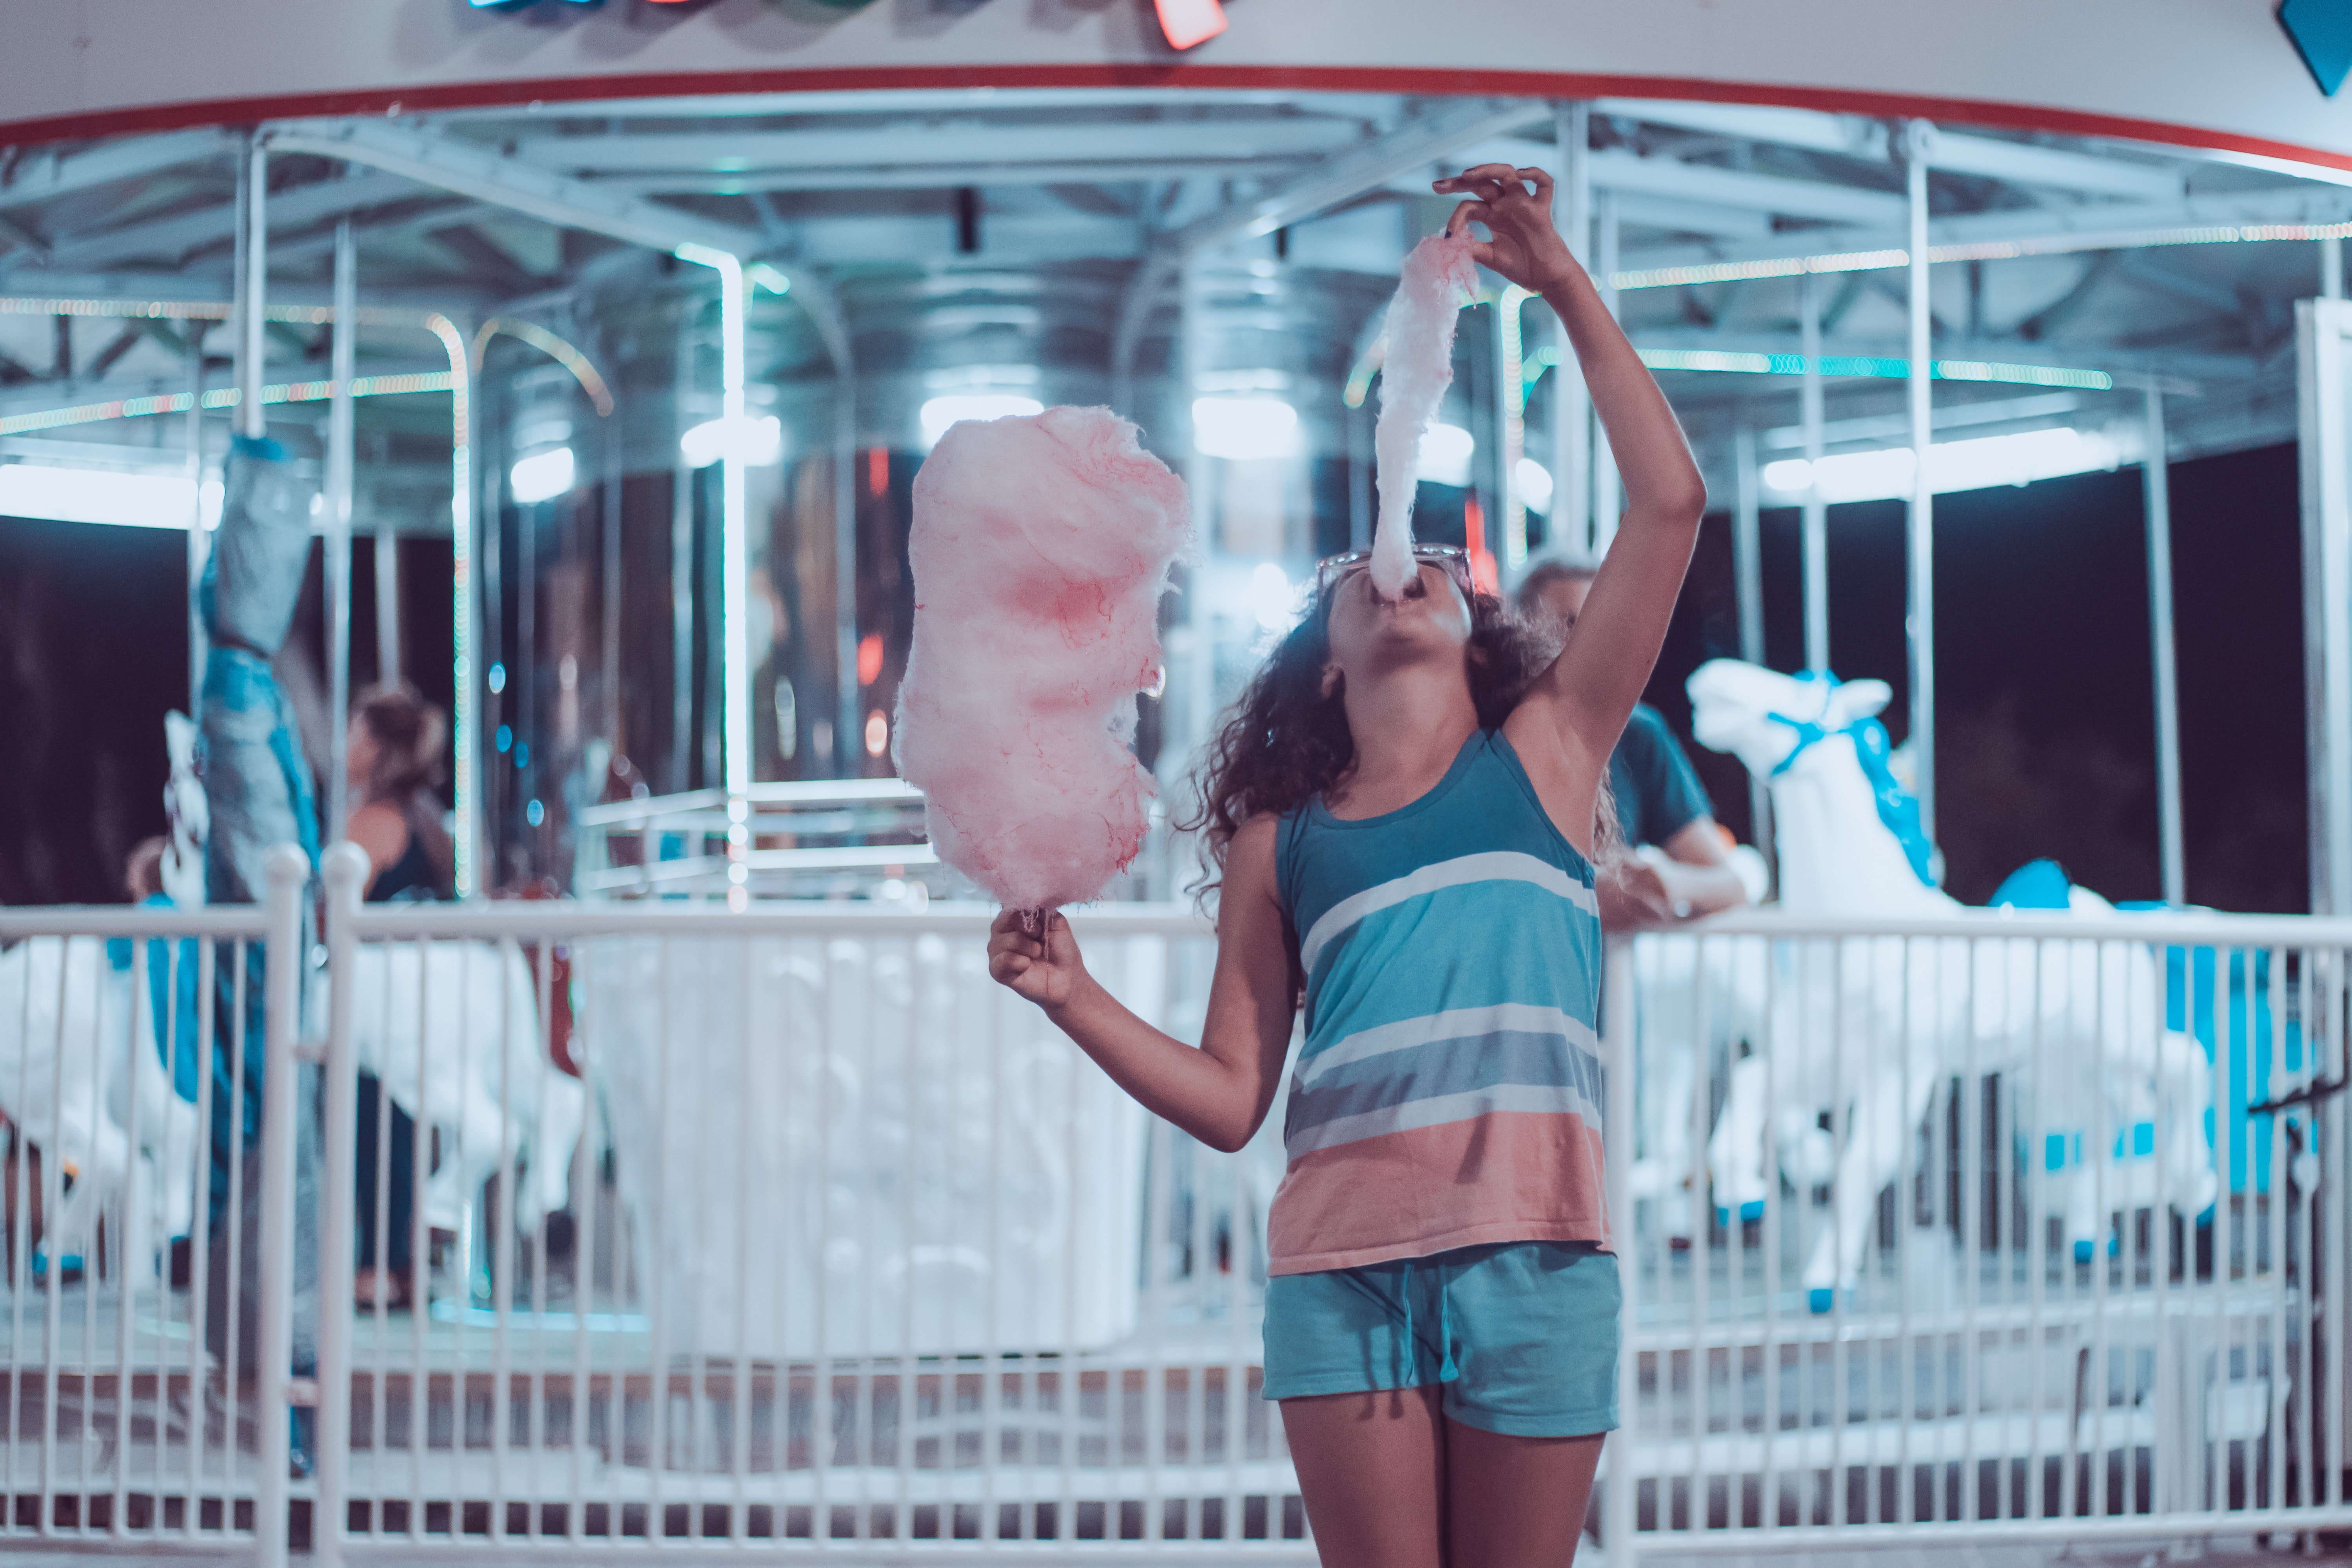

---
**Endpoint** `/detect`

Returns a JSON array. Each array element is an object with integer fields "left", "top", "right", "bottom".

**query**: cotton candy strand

[
  {"left": 1370, "top": 230, "right": 1481, "bottom": 597},
  {"left": 894, "top": 405, "right": 1194, "bottom": 913}
]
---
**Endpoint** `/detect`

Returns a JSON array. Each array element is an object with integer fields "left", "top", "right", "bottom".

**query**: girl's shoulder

[{"left": 345, "top": 799, "right": 411, "bottom": 869}]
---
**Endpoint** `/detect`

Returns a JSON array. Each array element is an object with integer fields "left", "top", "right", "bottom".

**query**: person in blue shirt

[{"left": 1516, "top": 559, "right": 1751, "bottom": 927}]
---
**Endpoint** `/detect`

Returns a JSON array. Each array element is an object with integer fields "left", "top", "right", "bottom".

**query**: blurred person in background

[
  {"left": 344, "top": 686, "right": 453, "bottom": 1311},
  {"left": 1515, "top": 559, "right": 1753, "bottom": 927}
]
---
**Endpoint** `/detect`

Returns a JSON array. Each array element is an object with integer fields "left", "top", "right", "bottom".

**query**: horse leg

[
  {"left": 2160, "top": 1029, "right": 2218, "bottom": 1221},
  {"left": 1647, "top": 1033, "right": 1699, "bottom": 1241},
  {"left": 1806, "top": 1052, "right": 1936, "bottom": 1311},
  {"left": 1710, "top": 1055, "right": 1771, "bottom": 1225}
]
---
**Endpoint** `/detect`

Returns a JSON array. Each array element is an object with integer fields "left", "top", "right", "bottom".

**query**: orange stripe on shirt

[{"left": 1266, "top": 1111, "right": 1611, "bottom": 1276}]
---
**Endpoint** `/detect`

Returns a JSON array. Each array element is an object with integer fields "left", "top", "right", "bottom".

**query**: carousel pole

[
  {"left": 446, "top": 317, "right": 481, "bottom": 900},
  {"left": 602, "top": 393, "right": 622, "bottom": 759},
  {"left": 1733, "top": 425, "right": 1773, "bottom": 881},
  {"left": 1181, "top": 255, "right": 1214, "bottom": 791},
  {"left": 1903, "top": 119, "right": 1938, "bottom": 849},
  {"left": 670, "top": 245, "right": 757, "bottom": 895},
  {"left": 1552, "top": 101, "right": 1592, "bottom": 559},
  {"left": 716, "top": 254, "right": 753, "bottom": 895},
  {"left": 1800, "top": 271, "right": 1829, "bottom": 674},
  {"left": 1591, "top": 189, "right": 1621, "bottom": 555},
  {"left": 375, "top": 464, "right": 400, "bottom": 688},
  {"left": 670, "top": 309, "right": 695, "bottom": 793},
  {"left": 832, "top": 320, "right": 858, "bottom": 780},
  {"left": 238, "top": 141, "right": 267, "bottom": 444},
  {"left": 186, "top": 329, "right": 209, "bottom": 715},
  {"left": 325, "top": 220, "right": 357, "bottom": 844},
  {"left": 2143, "top": 387, "right": 2185, "bottom": 906},
  {"left": 1497, "top": 284, "right": 1530, "bottom": 573}
]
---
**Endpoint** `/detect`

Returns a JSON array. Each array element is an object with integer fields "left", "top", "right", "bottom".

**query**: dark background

[
  {"left": 0, "top": 441, "right": 2311, "bottom": 912},
  {"left": 1639, "top": 443, "right": 2306, "bottom": 912}
]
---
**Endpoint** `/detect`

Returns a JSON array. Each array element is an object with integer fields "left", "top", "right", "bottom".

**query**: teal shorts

[{"left": 1260, "top": 1241, "right": 1620, "bottom": 1438}]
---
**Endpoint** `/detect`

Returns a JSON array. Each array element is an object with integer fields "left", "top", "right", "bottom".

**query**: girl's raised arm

[
  {"left": 1437, "top": 165, "right": 1707, "bottom": 839},
  {"left": 988, "top": 814, "right": 1296, "bottom": 1153}
]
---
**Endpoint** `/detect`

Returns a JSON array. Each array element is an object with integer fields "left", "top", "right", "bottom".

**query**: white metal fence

[
  {"left": 1612, "top": 909, "right": 2352, "bottom": 1559},
  {"left": 0, "top": 844, "right": 307, "bottom": 1560},
  {"left": 5, "top": 860, "right": 2352, "bottom": 1561},
  {"left": 312, "top": 849, "right": 1297, "bottom": 1563}
]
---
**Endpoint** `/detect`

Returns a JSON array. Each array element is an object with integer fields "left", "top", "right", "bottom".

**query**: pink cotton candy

[
  {"left": 895, "top": 407, "right": 1194, "bottom": 912},
  {"left": 1370, "top": 230, "right": 1482, "bottom": 597}
]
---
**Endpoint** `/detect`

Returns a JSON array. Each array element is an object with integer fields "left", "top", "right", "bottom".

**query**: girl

[
  {"left": 344, "top": 684, "right": 455, "bottom": 1310},
  {"left": 988, "top": 164, "right": 1704, "bottom": 1566}
]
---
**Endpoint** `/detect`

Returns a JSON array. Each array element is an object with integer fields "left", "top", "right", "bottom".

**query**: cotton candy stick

[
  {"left": 1370, "top": 230, "right": 1482, "bottom": 597},
  {"left": 894, "top": 406, "right": 1194, "bottom": 915}
]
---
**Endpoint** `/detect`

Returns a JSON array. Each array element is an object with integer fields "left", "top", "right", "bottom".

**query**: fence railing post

[
  {"left": 255, "top": 842, "right": 310, "bottom": 1568},
  {"left": 1605, "top": 935, "right": 1639, "bottom": 1568},
  {"left": 314, "top": 842, "right": 370, "bottom": 1568}
]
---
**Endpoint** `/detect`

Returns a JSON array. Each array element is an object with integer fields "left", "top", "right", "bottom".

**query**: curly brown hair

[{"left": 1176, "top": 586, "right": 1615, "bottom": 901}]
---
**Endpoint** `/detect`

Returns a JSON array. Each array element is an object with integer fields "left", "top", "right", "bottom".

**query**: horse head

[
  {"left": 1688, "top": 659, "right": 1937, "bottom": 897},
  {"left": 1687, "top": 660, "right": 1893, "bottom": 780}
]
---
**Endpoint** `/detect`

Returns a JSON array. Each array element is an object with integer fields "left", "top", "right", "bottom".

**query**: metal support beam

[
  {"left": 1592, "top": 190, "right": 1621, "bottom": 554},
  {"left": 237, "top": 143, "right": 267, "bottom": 441},
  {"left": 260, "top": 119, "right": 762, "bottom": 260},
  {"left": 2297, "top": 298, "right": 2352, "bottom": 916},
  {"left": 186, "top": 331, "right": 209, "bottom": 717},
  {"left": 1179, "top": 258, "right": 1216, "bottom": 795},
  {"left": 1588, "top": 148, "right": 1907, "bottom": 227},
  {"left": 2143, "top": 388, "right": 2184, "bottom": 907},
  {"left": 1553, "top": 101, "right": 1593, "bottom": 561},
  {"left": 34, "top": 168, "right": 421, "bottom": 276},
  {"left": 1733, "top": 425, "right": 1773, "bottom": 882},
  {"left": 669, "top": 317, "right": 695, "bottom": 794},
  {"left": 677, "top": 247, "right": 754, "bottom": 901},
  {"left": 0, "top": 129, "right": 238, "bottom": 212},
  {"left": 1904, "top": 120, "right": 1938, "bottom": 851},
  {"left": 1592, "top": 100, "right": 2181, "bottom": 201},
  {"left": 601, "top": 412, "right": 621, "bottom": 761},
  {"left": 325, "top": 221, "right": 357, "bottom": 846},
  {"left": 421, "top": 312, "right": 478, "bottom": 898},
  {"left": 1497, "top": 284, "right": 1530, "bottom": 572},
  {"left": 516, "top": 119, "right": 1362, "bottom": 174},
  {"left": 749, "top": 263, "right": 858, "bottom": 784},
  {"left": 375, "top": 525, "right": 400, "bottom": 690},
  {"left": 1800, "top": 271, "right": 1829, "bottom": 673},
  {"left": 832, "top": 358, "right": 858, "bottom": 782},
  {"left": 1111, "top": 98, "right": 1541, "bottom": 412},
  {"left": 2328, "top": 236, "right": 2345, "bottom": 302}
]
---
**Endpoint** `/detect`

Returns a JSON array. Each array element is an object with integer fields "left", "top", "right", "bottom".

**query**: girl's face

[{"left": 1320, "top": 559, "right": 1474, "bottom": 682}]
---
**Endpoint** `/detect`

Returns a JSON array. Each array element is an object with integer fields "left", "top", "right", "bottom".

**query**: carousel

[{"left": 4, "top": 1, "right": 2352, "bottom": 1560}]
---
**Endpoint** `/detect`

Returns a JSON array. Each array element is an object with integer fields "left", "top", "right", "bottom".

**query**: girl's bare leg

[
  {"left": 1445, "top": 1424, "right": 1605, "bottom": 1566},
  {"left": 1281, "top": 1386, "right": 1448, "bottom": 1568}
]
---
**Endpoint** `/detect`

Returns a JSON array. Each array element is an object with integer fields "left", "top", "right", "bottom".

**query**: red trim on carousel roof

[{"left": 7, "top": 64, "right": 2352, "bottom": 178}]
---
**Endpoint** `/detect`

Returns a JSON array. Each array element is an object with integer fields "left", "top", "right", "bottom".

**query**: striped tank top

[{"left": 1268, "top": 727, "right": 1608, "bottom": 1276}]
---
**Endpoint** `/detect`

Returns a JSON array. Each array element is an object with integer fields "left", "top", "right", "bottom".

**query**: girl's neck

[{"left": 1327, "top": 666, "right": 1480, "bottom": 818}]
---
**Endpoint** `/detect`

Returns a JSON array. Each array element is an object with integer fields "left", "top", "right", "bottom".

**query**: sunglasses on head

[{"left": 1314, "top": 545, "right": 1475, "bottom": 604}]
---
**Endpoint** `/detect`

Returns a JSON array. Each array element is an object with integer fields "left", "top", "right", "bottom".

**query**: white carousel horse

[
  {"left": 326, "top": 938, "right": 586, "bottom": 1239},
  {"left": 0, "top": 713, "right": 218, "bottom": 1274},
  {"left": 1648, "top": 659, "right": 2212, "bottom": 1306},
  {"left": 0, "top": 936, "right": 205, "bottom": 1272}
]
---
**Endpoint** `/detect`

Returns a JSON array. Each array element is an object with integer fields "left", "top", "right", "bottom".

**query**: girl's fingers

[
  {"left": 1518, "top": 167, "right": 1556, "bottom": 204},
  {"left": 1443, "top": 198, "right": 1490, "bottom": 238},
  {"left": 1453, "top": 161, "right": 1520, "bottom": 186}
]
